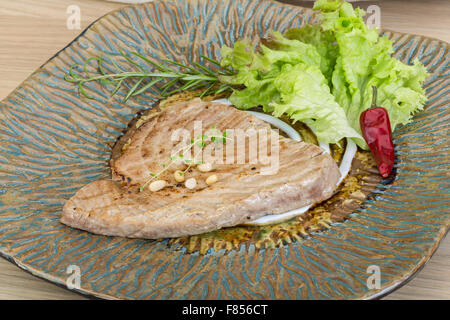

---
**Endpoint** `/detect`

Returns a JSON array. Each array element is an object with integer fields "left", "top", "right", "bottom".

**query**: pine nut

[
  {"left": 174, "top": 170, "right": 185, "bottom": 182},
  {"left": 205, "top": 174, "right": 218, "bottom": 185},
  {"left": 185, "top": 178, "right": 197, "bottom": 189},
  {"left": 149, "top": 180, "right": 167, "bottom": 192},
  {"left": 198, "top": 162, "right": 212, "bottom": 172}
]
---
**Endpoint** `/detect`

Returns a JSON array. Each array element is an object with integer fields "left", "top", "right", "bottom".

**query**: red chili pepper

[{"left": 360, "top": 86, "right": 395, "bottom": 178}]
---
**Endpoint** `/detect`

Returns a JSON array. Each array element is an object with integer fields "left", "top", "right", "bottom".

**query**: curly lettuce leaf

[
  {"left": 220, "top": 32, "right": 361, "bottom": 144},
  {"left": 270, "top": 63, "right": 362, "bottom": 144},
  {"left": 314, "top": 0, "right": 429, "bottom": 148},
  {"left": 285, "top": 25, "right": 338, "bottom": 81}
]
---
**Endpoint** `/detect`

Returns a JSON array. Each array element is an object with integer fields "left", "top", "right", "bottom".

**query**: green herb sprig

[
  {"left": 64, "top": 50, "right": 235, "bottom": 101},
  {"left": 139, "top": 126, "right": 229, "bottom": 192}
]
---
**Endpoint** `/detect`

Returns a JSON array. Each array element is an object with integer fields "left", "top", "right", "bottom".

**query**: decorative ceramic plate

[{"left": 0, "top": 0, "right": 448, "bottom": 300}]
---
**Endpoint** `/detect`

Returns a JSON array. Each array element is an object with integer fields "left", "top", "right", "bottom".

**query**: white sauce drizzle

[{"left": 212, "top": 99, "right": 356, "bottom": 226}]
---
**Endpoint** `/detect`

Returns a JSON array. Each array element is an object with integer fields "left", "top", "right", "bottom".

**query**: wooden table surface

[{"left": 0, "top": 0, "right": 448, "bottom": 300}]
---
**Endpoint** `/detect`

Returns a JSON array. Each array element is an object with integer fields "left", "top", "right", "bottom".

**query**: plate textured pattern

[{"left": 0, "top": 0, "right": 448, "bottom": 299}]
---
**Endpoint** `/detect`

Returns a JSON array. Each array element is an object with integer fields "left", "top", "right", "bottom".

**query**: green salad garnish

[
  {"left": 220, "top": 0, "right": 428, "bottom": 148},
  {"left": 67, "top": 0, "right": 428, "bottom": 149}
]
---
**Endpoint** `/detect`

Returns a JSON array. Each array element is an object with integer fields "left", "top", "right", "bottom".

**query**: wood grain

[{"left": 0, "top": 0, "right": 448, "bottom": 300}]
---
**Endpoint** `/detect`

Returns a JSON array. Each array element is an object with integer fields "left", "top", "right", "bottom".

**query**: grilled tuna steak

[{"left": 61, "top": 99, "right": 340, "bottom": 239}]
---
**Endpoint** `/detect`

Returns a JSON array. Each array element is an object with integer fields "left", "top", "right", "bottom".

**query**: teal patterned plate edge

[{"left": 0, "top": 0, "right": 448, "bottom": 299}]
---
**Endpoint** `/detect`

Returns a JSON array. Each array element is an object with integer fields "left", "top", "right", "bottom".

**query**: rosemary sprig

[
  {"left": 139, "top": 126, "right": 229, "bottom": 192},
  {"left": 65, "top": 51, "right": 235, "bottom": 101}
]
